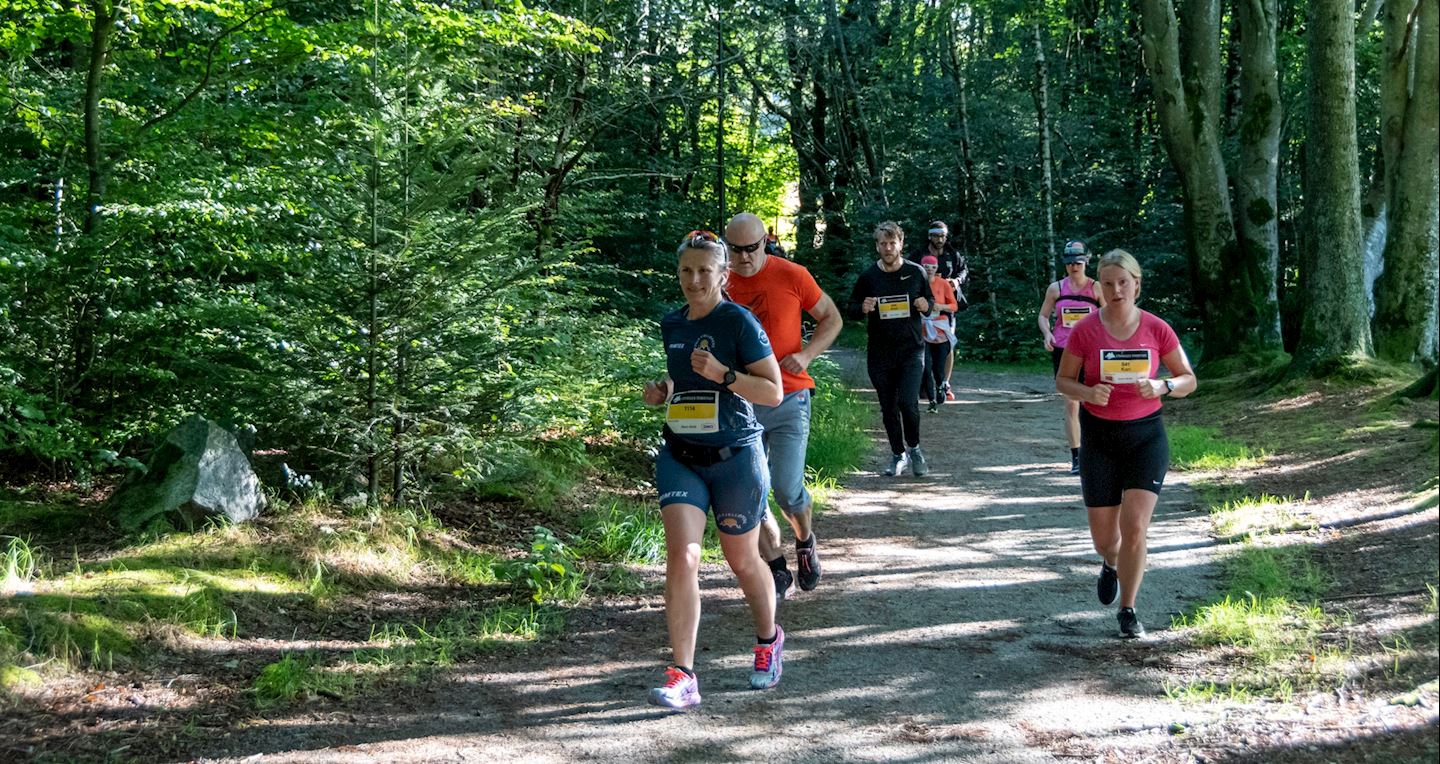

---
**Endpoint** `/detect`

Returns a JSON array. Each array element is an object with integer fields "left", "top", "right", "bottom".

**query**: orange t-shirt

[
  {"left": 727, "top": 257, "right": 825, "bottom": 394},
  {"left": 929, "top": 276, "right": 958, "bottom": 314}
]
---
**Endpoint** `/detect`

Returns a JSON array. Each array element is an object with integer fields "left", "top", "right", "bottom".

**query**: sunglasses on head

[{"left": 683, "top": 230, "right": 721, "bottom": 247}]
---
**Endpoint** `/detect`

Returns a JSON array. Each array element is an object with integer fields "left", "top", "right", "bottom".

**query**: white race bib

[
  {"left": 1100, "top": 349, "right": 1153, "bottom": 384},
  {"left": 666, "top": 391, "right": 719, "bottom": 434},
  {"left": 877, "top": 294, "right": 910, "bottom": 320}
]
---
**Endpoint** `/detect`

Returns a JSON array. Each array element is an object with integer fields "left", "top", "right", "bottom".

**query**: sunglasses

[{"left": 728, "top": 237, "right": 765, "bottom": 254}]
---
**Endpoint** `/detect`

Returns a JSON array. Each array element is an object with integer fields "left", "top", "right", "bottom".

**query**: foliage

[{"left": 495, "top": 526, "right": 585, "bottom": 604}]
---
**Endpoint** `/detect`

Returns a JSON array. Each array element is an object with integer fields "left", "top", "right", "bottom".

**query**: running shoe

[
  {"left": 772, "top": 564, "right": 795, "bottom": 601},
  {"left": 1117, "top": 607, "right": 1146, "bottom": 639},
  {"left": 749, "top": 625, "right": 785, "bottom": 689},
  {"left": 909, "top": 446, "right": 929, "bottom": 477},
  {"left": 1097, "top": 561, "right": 1119, "bottom": 605},
  {"left": 796, "top": 536, "right": 821, "bottom": 591},
  {"left": 943, "top": 382, "right": 955, "bottom": 402},
  {"left": 1070, "top": 453, "right": 1081, "bottom": 475},
  {"left": 884, "top": 452, "right": 909, "bottom": 477},
  {"left": 648, "top": 666, "right": 701, "bottom": 708},
  {"left": 927, "top": 400, "right": 939, "bottom": 414}
]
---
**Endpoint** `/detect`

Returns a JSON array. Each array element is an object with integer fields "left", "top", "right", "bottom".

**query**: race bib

[
  {"left": 1060, "top": 305, "right": 1093, "bottom": 328},
  {"left": 1100, "top": 349, "right": 1153, "bottom": 384},
  {"left": 666, "top": 391, "right": 719, "bottom": 434},
  {"left": 878, "top": 295, "right": 910, "bottom": 320}
]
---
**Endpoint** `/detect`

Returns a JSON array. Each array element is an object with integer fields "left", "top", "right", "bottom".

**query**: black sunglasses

[{"left": 728, "top": 237, "right": 765, "bottom": 254}]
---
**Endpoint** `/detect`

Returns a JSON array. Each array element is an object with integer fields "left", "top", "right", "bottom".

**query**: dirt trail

[{"left": 202, "top": 356, "right": 1229, "bottom": 763}]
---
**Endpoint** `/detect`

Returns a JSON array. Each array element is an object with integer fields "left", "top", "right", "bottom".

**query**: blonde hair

[
  {"left": 873, "top": 221, "right": 904, "bottom": 241},
  {"left": 1097, "top": 249, "right": 1142, "bottom": 281}
]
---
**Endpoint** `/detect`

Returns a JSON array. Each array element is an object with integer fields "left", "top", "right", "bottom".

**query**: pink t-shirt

[{"left": 1064, "top": 309, "right": 1180, "bottom": 421}]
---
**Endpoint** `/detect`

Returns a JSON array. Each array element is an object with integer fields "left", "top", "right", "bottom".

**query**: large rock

[{"left": 112, "top": 415, "right": 267, "bottom": 532}]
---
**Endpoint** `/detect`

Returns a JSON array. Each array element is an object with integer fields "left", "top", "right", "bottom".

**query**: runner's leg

[
  {"left": 1116, "top": 489, "right": 1158, "bottom": 608},
  {"left": 660, "top": 503, "right": 708, "bottom": 669}
]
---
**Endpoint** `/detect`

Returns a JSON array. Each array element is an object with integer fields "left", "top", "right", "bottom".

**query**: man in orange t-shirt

[{"left": 725, "top": 213, "right": 843, "bottom": 598}]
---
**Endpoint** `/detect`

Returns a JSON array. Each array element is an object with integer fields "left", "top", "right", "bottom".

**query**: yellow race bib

[
  {"left": 666, "top": 391, "right": 720, "bottom": 434},
  {"left": 878, "top": 295, "right": 910, "bottom": 320},
  {"left": 1100, "top": 349, "right": 1153, "bottom": 384},
  {"left": 1060, "top": 305, "right": 1093, "bottom": 328}
]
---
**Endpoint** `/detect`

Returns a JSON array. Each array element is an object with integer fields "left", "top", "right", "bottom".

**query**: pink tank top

[{"left": 1051, "top": 278, "right": 1100, "bottom": 348}]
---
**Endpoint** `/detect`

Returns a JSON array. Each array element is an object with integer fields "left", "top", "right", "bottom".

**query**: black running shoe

[
  {"left": 772, "top": 565, "right": 795, "bottom": 601},
  {"left": 1117, "top": 607, "right": 1145, "bottom": 639},
  {"left": 796, "top": 537, "right": 821, "bottom": 591},
  {"left": 1070, "top": 454, "right": 1081, "bottom": 475},
  {"left": 1097, "top": 561, "right": 1119, "bottom": 605}
]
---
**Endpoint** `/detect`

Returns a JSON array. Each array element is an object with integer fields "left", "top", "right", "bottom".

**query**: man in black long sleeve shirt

[{"left": 848, "top": 221, "right": 935, "bottom": 477}]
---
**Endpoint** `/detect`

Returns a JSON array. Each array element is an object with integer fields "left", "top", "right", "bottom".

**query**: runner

[
  {"left": 1038, "top": 240, "right": 1105, "bottom": 474},
  {"left": 641, "top": 230, "right": 787, "bottom": 708},
  {"left": 909, "top": 221, "right": 968, "bottom": 401},
  {"left": 919, "top": 255, "right": 959, "bottom": 414},
  {"left": 725, "top": 212, "right": 843, "bottom": 600},
  {"left": 849, "top": 221, "right": 934, "bottom": 478},
  {"left": 1055, "top": 249, "right": 1196, "bottom": 639}
]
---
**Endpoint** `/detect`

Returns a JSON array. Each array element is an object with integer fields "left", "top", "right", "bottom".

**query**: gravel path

[{"left": 201, "top": 357, "right": 1226, "bottom": 763}]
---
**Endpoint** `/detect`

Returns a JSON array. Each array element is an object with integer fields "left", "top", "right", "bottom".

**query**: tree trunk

[
  {"left": 1293, "top": 0, "right": 1374, "bottom": 368},
  {"left": 1373, "top": 0, "right": 1439, "bottom": 362},
  {"left": 716, "top": 25, "right": 727, "bottom": 226},
  {"left": 1364, "top": 0, "right": 1420, "bottom": 309},
  {"left": 1235, "top": 0, "right": 1283, "bottom": 348},
  {"left": 1033, "top": 23, "right": 1056, "bottom": 284}
]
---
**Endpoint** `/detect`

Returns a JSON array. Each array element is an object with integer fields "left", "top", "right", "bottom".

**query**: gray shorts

[{"left": 753, "top": 389, "right": 813, "bottom": 515}]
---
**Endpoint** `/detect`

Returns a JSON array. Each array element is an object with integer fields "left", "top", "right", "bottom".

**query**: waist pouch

[{"left": 662, "top": 426, "right": 740, "bottom": 467}]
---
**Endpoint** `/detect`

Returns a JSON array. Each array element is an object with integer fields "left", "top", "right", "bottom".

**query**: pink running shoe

[
  {"left": 648, "top": 667, "right": 701, "bottom": 708},
  {"left": 749, "top": 625, "right": 785, "bottom": 689}
]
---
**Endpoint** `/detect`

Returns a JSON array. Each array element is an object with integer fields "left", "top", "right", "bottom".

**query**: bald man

[{"left": 725, "top": 212, "right": 843, "bottom": 598}]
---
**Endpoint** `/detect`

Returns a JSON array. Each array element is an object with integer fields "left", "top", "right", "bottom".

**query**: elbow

[{"left": 761, "top": 384, "right": 784, "bottom": 407}]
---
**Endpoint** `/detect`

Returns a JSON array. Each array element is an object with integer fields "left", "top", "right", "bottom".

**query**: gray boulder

[{"left": 112, "top": 415, "right": 268, "bottom": 532}]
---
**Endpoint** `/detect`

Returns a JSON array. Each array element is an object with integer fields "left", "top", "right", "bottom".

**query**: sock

[
  {"left": 674, "top": 665, "right": 694, "bottom": 677},
  {"left": 758, "top": 632, "right": 778, "bottom": 645},
  {"left": 1071, "top": 447, "right": 1080, "bottom": 459},
  {"left": 796, "top": 535, "right": 814, "bottom": 549},
  {"left": 768, "top": 555, "right": 788, "bottom": 572}
]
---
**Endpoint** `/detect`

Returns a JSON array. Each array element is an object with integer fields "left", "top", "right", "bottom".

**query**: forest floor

[{"left": 3, "top": 351, "right": 1437, "bottom": 763}]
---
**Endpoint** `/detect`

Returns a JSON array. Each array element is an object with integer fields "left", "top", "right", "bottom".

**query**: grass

[
  {"left": 1168, "top": 424, "right": 1265, "bottom": 470},
  {"left": 3, "top": 536, "right": 38, "bottom": 596},
  {"left": 808, "top": 355, "right": 870, "bottom": 487},
  {"left": 253, "top": 653, "right": 357, "bottom": 708},
  {"left": 1208, "top": 493, "right": 1310, "bottom": 538}
]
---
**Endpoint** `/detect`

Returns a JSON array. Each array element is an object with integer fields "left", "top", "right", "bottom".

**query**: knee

[{"left": 666, "top": 542, "right": 702, "bottom": 571}]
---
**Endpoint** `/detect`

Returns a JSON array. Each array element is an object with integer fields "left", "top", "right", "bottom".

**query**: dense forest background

[{"left": 1, "top": 0, "right": 1435, "bottom": 505}]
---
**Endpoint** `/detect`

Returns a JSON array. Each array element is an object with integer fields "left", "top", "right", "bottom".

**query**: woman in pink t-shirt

[{"left": 1055, "top": 250, "right": 1197, "bottom": 639}]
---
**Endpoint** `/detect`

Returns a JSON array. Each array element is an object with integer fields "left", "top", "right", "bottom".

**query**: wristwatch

[
  {"left": 1164, "top": 378, "right": 1175, "bottom": 394},
  {"left": 722, "top": 367, "right": 737, "bottom": 388}
]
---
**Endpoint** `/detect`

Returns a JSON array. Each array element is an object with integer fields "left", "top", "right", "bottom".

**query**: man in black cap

[{"left": 909, "top": 221, "right": 968, "bottom": 402}]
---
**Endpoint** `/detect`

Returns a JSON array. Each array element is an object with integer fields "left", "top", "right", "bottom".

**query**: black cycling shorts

[{"left": 1078, "top": 409, "right": 1169, "bottom": 507}]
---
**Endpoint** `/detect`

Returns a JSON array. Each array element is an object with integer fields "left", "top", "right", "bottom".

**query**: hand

[
  {"left": 862, "top": 296, "right": 877, "bottom": 314},
  {"left": 1089, "top": 383, "right": 1114, "bottom": 406},
  {"left": 643, "top": 380, "right": 668, "bottom": 406},
  {"left": 1137, "top": 379, "right": 1163, "bottom": 400},
  {"left": 779, "top": 353, "right": 810, "bottom": 375},
  {"left": 690, "top": 349, "right": 725, "bottom": 383},
  {"left": 914, "top": 296, "right": 930, "bottom": 314},
  {"left": 1043, "top": 334, "right": 1055, "bottom": 352}
]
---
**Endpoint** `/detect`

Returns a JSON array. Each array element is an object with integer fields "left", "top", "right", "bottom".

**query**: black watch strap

[{"left": 722, "top": 368, "right": 737, "bottom": 388}]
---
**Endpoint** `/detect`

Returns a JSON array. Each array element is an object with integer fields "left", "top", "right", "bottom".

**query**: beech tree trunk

[
  {"left": 1033, "top": 23, "right": 1056, "bottom": 283},
  {"left": 1235, "top": 0, "right": 1283, "bottom": 349},
  {"left": 1293, "top": 0, "right": 1374, "bottom": 368},
  {"left": 1373, "top": 0, "right": 1440, "bottom": 362}
]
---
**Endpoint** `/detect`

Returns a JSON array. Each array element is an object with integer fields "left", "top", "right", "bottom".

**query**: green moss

[{"left": 1, "top": 664, "right": 41, "bottom": 691}]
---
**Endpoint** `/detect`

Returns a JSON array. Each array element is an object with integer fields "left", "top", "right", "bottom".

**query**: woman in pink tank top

[
  {"left": 1055, "top": 249, "right": 1197, "bottom": 640},
  {"left": 1037, "top": 240, "right": 1104, "bottom": 474}
]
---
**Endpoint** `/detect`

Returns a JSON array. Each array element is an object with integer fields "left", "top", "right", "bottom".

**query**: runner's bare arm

[
  {"left": 1056, "top": 349, "right": 1110, "bottom": 405},
  {"left": 785, "top": 293, "right": 843, "bottom": 374},
  {"left": 691, "top": 349, "right": 783, "bottom": 407},
  {"left": 1138, "top": 346, "right": 1197, "bottom": 400},
  {"left": 642, "top": 377, "right": 673, "bottom": 405},
  {"left": 1037, "top": 282, "right": 1060, "bottom": 350}
]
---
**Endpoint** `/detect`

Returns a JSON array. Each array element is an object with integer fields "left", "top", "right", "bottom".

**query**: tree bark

[
  {"left": 1373, "top": 0, "right": 1439, "bottom": 362},
  {"left": 1235, "top": 0, "right": 1283, "bottom": 348},
  {"left": 1033, "top": 23, "right": 1056, "bottom": 284},
  {"left": 1293, "top": 0, "right": 1374, "bottom": 368}
]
